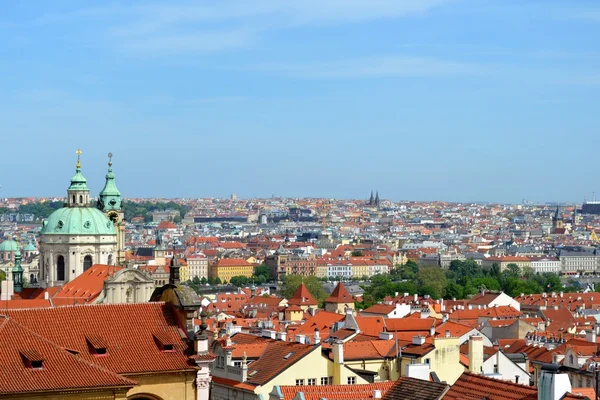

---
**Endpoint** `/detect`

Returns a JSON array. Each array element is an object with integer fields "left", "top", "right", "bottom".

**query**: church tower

[
  {"left": 552, "top": 205, "right": 564, "bottom": 230},
  {"left": 40, "top": 150, "right": 117, "bottom": 286},
  {"left": 98, "top": 153, "right": 125, "bottom": 265}
]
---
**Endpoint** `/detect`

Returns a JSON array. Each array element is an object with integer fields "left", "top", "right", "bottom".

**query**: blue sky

[{"left": 1, "top": 0, "right": 599, "bottom": 203}]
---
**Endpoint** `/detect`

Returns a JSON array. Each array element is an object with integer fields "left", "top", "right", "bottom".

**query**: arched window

[
  {"left": 57, "top": 256, "right": 65, "bottom": 281},
  {"left": 83, "top": 255, "right": 93, "bottom": 271},
  {"left": 107, "top": 254, "right": 113, "bottom": 266},
  {"left": 72, "top": 195, "right": 76, "bottom": 204},
  {"left": 79, "top": 195, "right": 83, "bottom": 204}
]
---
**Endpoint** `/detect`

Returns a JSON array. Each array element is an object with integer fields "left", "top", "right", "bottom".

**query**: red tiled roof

[
  {"left": 3, "top": 302, "right": 194, "bottom": 375},
  {"left": 245, "top": 341, "right": 317, "bottom": 385},
  {"left": 52, "top": 265, "right": 123, "bottom": 302},
  {"left": 287, "top": 284, "right": 318, "bottom": 306},
  {"left": 383, "top": 376, "right": 449, "bottom": 400},
  {"left": 214, "top": 258, "right": 253, "bottom": 267},
  {"left": 280, "top": 381, "right": 395, "bottom": 400},
  {"left": 325, "top": 282, "right": 354, "bottom": 304},
  {"left": 0, "top": 316, "right": 136, "bottom": 395},
  {"left": 445, "top": 372, "right": 537, "bottom": 400}
]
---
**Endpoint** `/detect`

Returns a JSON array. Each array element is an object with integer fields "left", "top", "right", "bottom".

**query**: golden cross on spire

[
  {"left": 75, "top": 148, "right": 82, "bottom": 169},
  {"left": 108, "top": 152, "right": 113, "bottom": 167}
]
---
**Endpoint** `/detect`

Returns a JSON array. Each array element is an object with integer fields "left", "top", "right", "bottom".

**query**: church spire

[
  {"left": 375, "top": 190, "right": 380, "bottom": 206},
  {"left": 67, "top": 149, "right": 90, "bottom": 207},
  {"left": 369, "top": 190, "right": 374, "bottom": 205},
  {"left": 12, "top": 244, "right": 23, "bottom": 293},
  {"left": 98, "top": 152, "right": 122, "bottom": 212}
]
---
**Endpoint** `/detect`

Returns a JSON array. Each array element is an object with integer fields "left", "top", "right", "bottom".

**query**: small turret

[
  {"left": 66, "top": 149, "right": 90, "bottom": 207},
  {"left": 98, "top": 152, "right": 122, "bottom": 214},
  {"left": 169, "top": 250, "right": 180, "bottom": 285},
  {"left": 12, "top": 246, "right": 23, "bottom": 293}
]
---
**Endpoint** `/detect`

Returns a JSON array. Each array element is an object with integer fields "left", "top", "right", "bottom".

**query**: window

[
  {"left": 347, "top": 377, "right": 356, "bottom": 384},
  {"left": 493, "top": 364, "right": 498, "bottom": 374},
  {"left": 233, "top": 361, "right": 242, "bottom": 368},
  {"left": 296, "top": 379, "right": 305, "bottom": 386},
  {"left": 308, "top": 378, "right": 316, "bottom": 386},
  {"left": 57, "top": 256, "right": 65, "bottom": 281},
  {"left": 321, "top": 377, "right": 329, "bottom": 385},
  {"left": 83, "top": 255, "right": 93, "bottom": 271}
]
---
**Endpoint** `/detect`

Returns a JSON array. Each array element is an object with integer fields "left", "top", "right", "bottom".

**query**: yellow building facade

[{"left": 210, "top": 259, "right": 255, "bottom": 282}]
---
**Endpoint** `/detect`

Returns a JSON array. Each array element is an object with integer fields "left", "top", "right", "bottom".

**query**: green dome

[
  {"left": 24, "top": 242, "right": 37, "bottom": 251},
  {"left": 40, "top": 206, "right": 116, "bottom": 235},
  {"left": 0, "top": 239, "right": 18, "bottom": 252}
]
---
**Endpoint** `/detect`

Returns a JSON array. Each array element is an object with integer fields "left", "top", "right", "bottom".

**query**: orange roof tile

[
  {"left": 0, "top": 316, "right": 136, "bottom": 396},
  {"left": 287, "top": 284, "right": 318, "bottom": 306},
  {"left": 4, "top": 302, "right": 194, "bottom": 375},
  {"left": 325, "top": 282, "right": 354, "bottom": 304}
]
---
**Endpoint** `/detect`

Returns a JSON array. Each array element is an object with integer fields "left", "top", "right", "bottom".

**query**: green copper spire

[
  {"left": 12, "top": 245, "right": 23, "bottom": 293},
  {"left": 68, "top": 148, "right": 90, "bottom": 192},
  {"left": 98, "top": 152, "right": 122, "bottom": 212}
]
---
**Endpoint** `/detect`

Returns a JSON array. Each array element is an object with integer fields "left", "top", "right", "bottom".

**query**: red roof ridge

[
  {"left": 288, "top": 284, "right": 318, "bottom": 306},
  {"left": 325, "top": 282, "right": 353, "bottom": 304}
]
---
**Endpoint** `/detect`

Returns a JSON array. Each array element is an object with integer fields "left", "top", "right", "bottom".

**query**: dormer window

[
  {"left": 20, "top": 349, "right": 44, "bottom": 369},
  {"left": 153, "top": 332, "right": 175, "bottom": 352},
  {"left": 86, "top": 335, "right": 108, "bottom": 356}
]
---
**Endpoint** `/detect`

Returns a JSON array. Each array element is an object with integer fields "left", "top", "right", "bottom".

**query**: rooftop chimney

[
  {"left": 586, "top": 329, "right": 596, "bottom": 344},
  {"left": 314, "top": 328, "right": 320, "bottom": 345},
  {"left": 468, "top": 335, "right": 484, "bottom": 374},
  {"left": 333, "top": 340, "right": 344, "bottom": 365},
  {"left": 169, "top": 252, "right": 180, "bottom": 285},
  {"left": 412, "top": 336, "right": 426, "bottom": 345},
  {"left": 373, "top": 389, "right": 382, "bottom": 399},
  {"left": 538, "top": 365, "right": 572, "bottom": 400}
]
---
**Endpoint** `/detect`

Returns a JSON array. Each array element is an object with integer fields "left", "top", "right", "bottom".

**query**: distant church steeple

[
  {"left": 375, "top": 190, "right": 380, "bottom": 207},
  {"left": 369, "top": 190, "right": 374, "bottom": 206},
  {"left": 98, "top": 153, "right": 126, "bottom": 266},
  {"left": 553, "top": 205, "right": 564, "bottom": 230}
]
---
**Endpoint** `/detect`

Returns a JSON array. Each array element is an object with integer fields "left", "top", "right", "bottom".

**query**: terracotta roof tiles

[{"left": 0, "top": 316, "right": 136, "bottom": 396}]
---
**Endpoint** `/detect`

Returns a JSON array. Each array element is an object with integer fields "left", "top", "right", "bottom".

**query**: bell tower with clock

[{"left": 98, "top": 152, "right": 126, "bottom": 265}]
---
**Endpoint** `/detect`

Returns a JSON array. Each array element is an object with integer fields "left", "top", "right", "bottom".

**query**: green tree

[
  {"left": 214, "top": 277, "right": 222, "bottom": 285},
  {"left": 281, "top": 275, "right": 328, "bottom": 303},
  {"left": 192, "top": 276, "right": 201, "bottom": 285},
  {"left": 416, "top": 267, "right": 447, "bottom": 298},
  {"left": 471, "top": 277, "right": 502, "bottom": 292},
  {"left": 445, "top": 282, "right": 464, "bottom": 299},
  {"left": 200, "top": 277, "right": 207, "bottom": 285},
  {"left": 489, "top": 263, "right": 501, "bottom": 278},
  {"left": 230, "top": 276, "right": 249, "bottom": 287},
  {"left": 207, "top": 277, "right": 215, "bottom": 285},
  {"left": 254, "top": 264, "right": 272, "bottom": 281},
  {"left": 351, "top": 250, "right": 364, "bottom": 257},
  {"left": 522, "top": 266, "right": 534, "bottom": 280},
  {"left": 504, "top": 263, "right": 521, "bottom": 279}
]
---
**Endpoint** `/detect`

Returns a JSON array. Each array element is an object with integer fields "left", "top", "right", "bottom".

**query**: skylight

[{"left": 283, "top": 352, "right": 294, "bottom": 359}]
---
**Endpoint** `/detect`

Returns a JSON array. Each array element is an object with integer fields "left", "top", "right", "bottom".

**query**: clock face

[
  {"left": 108, "top": 212, "right": 119, "bottom": 223},
  {"left": 109, "top": 199, "right": 117, "bottom": 206}
]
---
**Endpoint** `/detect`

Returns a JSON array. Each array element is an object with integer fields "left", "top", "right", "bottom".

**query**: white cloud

[
  {"left": 236, "top": 55, "right": 478, "bottom": 78},
  {"left": 30, "top": 0, "right": 452, "bottom": 55}
]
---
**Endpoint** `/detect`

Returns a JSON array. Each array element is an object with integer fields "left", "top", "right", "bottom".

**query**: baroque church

[{"left": 39, "top": 150, "right": 126, "bottom": 287}]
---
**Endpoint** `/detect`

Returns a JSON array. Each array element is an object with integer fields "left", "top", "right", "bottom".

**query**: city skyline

[{"left": 1, "top": 1, "right": 599, "bottom": 202}]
